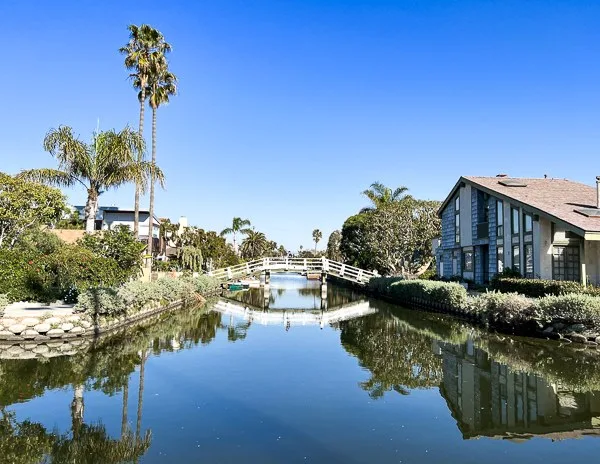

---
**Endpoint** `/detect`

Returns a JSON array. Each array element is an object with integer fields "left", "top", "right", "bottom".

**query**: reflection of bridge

[
  {"left": 208, "top": 257, "right": 377, "bottom": 285},
  {"left": 211, "top": 299, "right": 377, "bottom": 328}
]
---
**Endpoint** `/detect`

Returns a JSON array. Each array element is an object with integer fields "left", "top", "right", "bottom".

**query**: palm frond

[{"left": 17, "top": 168, "right": 82, "bottom": 188}]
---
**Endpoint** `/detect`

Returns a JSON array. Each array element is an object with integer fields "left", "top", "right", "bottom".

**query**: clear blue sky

[{"left": 1, "top": 0, "right": 599, "bottom": 250}]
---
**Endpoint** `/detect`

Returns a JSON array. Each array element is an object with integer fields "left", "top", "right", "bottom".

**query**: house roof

[{"left": 440, "top": 176, "right": 600, "bottom": 235}]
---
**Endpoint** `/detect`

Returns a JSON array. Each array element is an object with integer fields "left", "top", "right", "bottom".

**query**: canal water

[{"left": 1, "top": 274, "right": 600, "bottom": 463}]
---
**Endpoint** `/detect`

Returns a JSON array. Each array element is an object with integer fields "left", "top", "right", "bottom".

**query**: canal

[{"left": 1, "top": 274, "right": 599, "bottom": 462}]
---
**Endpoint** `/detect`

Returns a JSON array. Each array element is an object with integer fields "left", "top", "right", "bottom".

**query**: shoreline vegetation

[{"left": 367, "top": 277, "right": 600, "bottom": 345}]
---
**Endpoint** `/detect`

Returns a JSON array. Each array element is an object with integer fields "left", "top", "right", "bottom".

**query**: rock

[
  {"left": 66, "top": 315, "right": 81, "bottom": 323},
  {"left": 33, "top": 345, "right": 49, "bottom": 354},
  {"left": 45, "top": 317, "right": 62, "bottom": 326},
  {"left": 0, "top": 330, "right": 14, "bottom": 338},
  {"left": 46, "top": 328, "right": 65, "bottom": 338},
  {"left": 34, "top": 335, "right": 50, "bottom": 341},
  {"left": 0, "top": 325, "right": 4, "bottom": 332},
  {"left": 0, "top": 319, "right": 17, "bottom": 327},
  {"left": 21, "top": 317, "right": 40, "bottom": 327},
  {"left": 59, "top": 343, "right": 73, "bottom": 352},
  {"left": 20, "top": 329, "right": 39, "bottom": 339},
  {"left": 69, "top": 326, "right": 85, "bottom": 335},
  {"left": 568, "top": 324, "right": 586, "bottom": 333},
  {"left": 46, "top": 340, "right": 64, "bottom": 348},
  {"left": 34, "top": 323, "right": 51, "bottom": 334},
  {"left": 19, "top": 352, "right": 38, "bottom": 359},
  {"left": 586, "top": 341, "right": 598, "bottom": 346},
  {"left": 566, "top": 332, "right": 588, "bottom": 344},
  {"left": 80, "top": 320, "right": 92, "bottom": 329},
  {"left": 8, "top": 324, "right": 26, "bottom": 335},
  {"left": 543, "top": 326, "right": 554, "bottom": 334},
  {"left": 6, "top": 345, "right": 25, "bottom": 356},
  {"left": 60, "top": 323, "right": 74, "bottom": 332},
  {"left": 23, "top": 343, "right": 38, "bottom": 350},
  {"left": 61, "top": 333, "right": 78, "bottom": 339},
  {"left": 553, "top": 322, "right": 566, "bottom": 330}
]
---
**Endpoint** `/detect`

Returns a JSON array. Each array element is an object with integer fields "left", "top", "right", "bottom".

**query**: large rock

[
  {"left": 34, "top": 335, "right": 50, "bottom": 342},
  {"left": 69, "top": 326, "right": 85, "bottom": 335},
  {"left": 21, "top": 317, "right": 40, "bottom": 327},
  {"left": 34, "top": 323, "right": 51, "bottom": 334},
  {"left": 66, "top": 315, "right": 81, "bottom": 323},
  {"left": 6, "top": 345, "right": 25, "bottom": 356},
  {"left": 46, "top": 328, "right": 65, "bottom": 338},
  {"left": 45, "top": 317, "right": 62, "bottom": 326},
  {"left": 21, "top": 329, "right": 39, "bottom": 339},
  {"left": 33, "top": 345, "right": 49, "bottom": 354},
  {"left": 566, "top": 332, "right": 588, "bottom": 344},
  {"left": 80, "top": 320, "right": 93, "bottom": 329},
  {"left": 8, "top": 324, "right": 27, "bottom": 335},
  {"left": 0, "top": 330, "right": 14, "bottom": 338},
  {"left": 0, "top": 319, "right": 17, "bottom": 328},
  {"left": 60, "top": 323, "right": 74, "bottom": 332}
]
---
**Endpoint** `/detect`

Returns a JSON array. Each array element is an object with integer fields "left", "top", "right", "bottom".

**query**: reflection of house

[
  {"left": 436, "top": 175, "right": 600, "bottom": 285},
  {"left": 436, "top": 340, "right": 600, "bottom": 440}
]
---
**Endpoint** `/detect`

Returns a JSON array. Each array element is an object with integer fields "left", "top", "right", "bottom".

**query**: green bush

[
  {"left": 0, "top": 294, "right": 8, "bottom": 314},
  {"left": 0, "top": 248, "right": 39, "bottom": 302},
  {"left": 369, "top": 277, "right": 468, "bottom": 308},
  {"left": 467, "top": 291, "right": 537, "bottom": 325},
  {"left": 75, "top": 287, "right": 125, "bottom": 318},
  {"left": 537, "top": 293, "right": 600, "bottom": 327},
  {"left": 490, "top": 276, "right": 592, "bottom": 298}
]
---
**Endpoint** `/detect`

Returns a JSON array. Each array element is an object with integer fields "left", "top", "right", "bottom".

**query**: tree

[
  {"left": 121, "top": 24, "right": 172, "bottom": 239},
  {"left": 19, "top": 126, "right": 163, "bottom": 233},
  {"left": 362, "top": 199, "right": 441, "bottom": 276},
  {"left": 360, "top": 182, "right": 412, "bottom": 213},
  {"left": 340, "top": 214, "right": 370, "bottom": 268},
  {"left": 220, "top": 218, "right": 252, "bottom": 254},
  {"left": 326, "top": 230, "right": 342, "bottom": 261},
  {"left": 158, "top": 219, "right": 179, "bottom": 255},
  {"left": 144, "top": 52, "right": 177, "bottom": 257},
  {"left": 0, "top": 173, "right": 66, "bottom": 248},
  {"left": 312, "top": 229, "right": 322, "bottom": 254},
  {"left": 240, "top": 230, "right": 269, "bottom": 260}
]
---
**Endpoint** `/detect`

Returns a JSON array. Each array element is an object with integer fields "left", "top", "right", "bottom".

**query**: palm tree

[
  {"left": 144, "top": 52, "right": 177, "bottom": 257},
  {"left": 240, "top": 230, "right": 268, "bottom": 260},
  {"left": 120, "top": 24, "right": 172, "bottom": 239},
  {"left": 312, "top": 229, "right": 322, "bottom": 254},
  {"left": 220, "top": 217, "right": 252, "bottom": 254},
  {"left": 19, "top": 126, "right": 163, "bottom": 233},
  {"left": 360, "top": 182, "right": 412, "bottom": 213}
]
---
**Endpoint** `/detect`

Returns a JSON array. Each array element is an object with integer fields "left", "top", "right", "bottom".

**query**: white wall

[
  {"left": 537, "top": 216, "right": 553, "bottom": 280},
  {"left": 103, "top": 211, "right": 159, "bottom": 238}
]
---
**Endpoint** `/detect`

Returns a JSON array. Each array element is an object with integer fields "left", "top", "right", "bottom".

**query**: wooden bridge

[{"left": 207, "top": 257, "right": 378, "bottom": 285}]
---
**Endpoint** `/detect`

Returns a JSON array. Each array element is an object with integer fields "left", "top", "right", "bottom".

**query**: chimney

[{"left": 596, "top": 177, "right": 600, "bottom": 209}]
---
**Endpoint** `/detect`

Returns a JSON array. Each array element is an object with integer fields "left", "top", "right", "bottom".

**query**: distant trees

[
  {"left": 312, "top": 229, "right": 322, "bottom": 254},
  {"left": 220, "top": 217, "right": 252, "bottom": 254},
  {"left": 326, "top": 230, "right": 342, "bottom": 261},
  {"left": 240, "top": 231, "right": 269, "bottom": 260},
  {"left": 360, "top": 182, "right": 412, "bottom": 213},
  {"left": 19, "top": 126, "right": 161, "bottom": 233}
]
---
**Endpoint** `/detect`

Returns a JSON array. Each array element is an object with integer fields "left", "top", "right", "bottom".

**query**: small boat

[{"left": 227, "top": 283, "right": 249, "bottom": 291}]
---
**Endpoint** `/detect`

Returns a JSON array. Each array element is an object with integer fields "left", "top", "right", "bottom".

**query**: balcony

[{"left": 477, "top": 222, "right": 489, "bottom": 239}]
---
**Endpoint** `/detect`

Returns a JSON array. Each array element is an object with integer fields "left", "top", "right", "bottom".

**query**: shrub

[
  {"left": 0, "top": 248, "right": 39, "bottom": 302},
  {"left": 467, "top": 291, "right": 537, "bottom": 325},
  {"left": 0, "top": 293, "right": 8, "bottom": 315},
  {"left": 490, "top": 276, "right": 588, "bottom": 298},
  {"left": 369, "top": 277, "right": 468, "bottom": 308},
  {"left": 537, "top": 293, "right": 600, "bottom": 327},
  {"left": 74, "top": 287, "right": 125, "bottom": 318}
]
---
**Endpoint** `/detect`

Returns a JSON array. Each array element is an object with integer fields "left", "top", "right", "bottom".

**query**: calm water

[{"left": 2, "top": 274, "right": 600, "bottom": 463}]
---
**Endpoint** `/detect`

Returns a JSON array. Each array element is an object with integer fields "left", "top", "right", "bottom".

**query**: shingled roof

[{"left": 442, "top": 176, "right": 600, "bottom": 234}]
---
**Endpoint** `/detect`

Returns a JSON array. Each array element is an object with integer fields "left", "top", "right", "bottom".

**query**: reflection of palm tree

[
  {"left": 71, "top": 384, "right": 85, "bottom": 439},
  {"left": 136, "top": 350, "right": 147, "bottom": 441},
  {"left": 122, "top": 379, "right": 129, "bottom": 438}
]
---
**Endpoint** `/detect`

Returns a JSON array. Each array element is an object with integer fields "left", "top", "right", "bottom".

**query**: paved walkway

[{"left": 3, "top": 302, "right": 75, "bottom": 319}]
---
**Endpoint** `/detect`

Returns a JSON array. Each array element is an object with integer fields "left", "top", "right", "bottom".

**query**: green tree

[
  {"left": 19, "top": 126, "right": 163, "bottom": 233},
  {"left": 360, "top": 182, "right": 412, "bottom": 213},
  {"left": 240, "top": 230, "right": 269, "bottom": 260},
  {"left": 144, "top": 52, "right": 177, "bottom": 257},
  {"left": 220, "top": 217, "right": 252, "bottom": 254},
  {"left": 57, "top": 209, "right": 84, "bottom": 229},
  {"left": 312, "top": 229, "right": 322, "bottom": 254},
  {"left": 120, "top": 24, "right": 172, "bottom": 239},
  {"left": 340, "top": 214, "right": 370, "bottom": 268},
  {"left": 0, "top": 172, "right": 66, "bottom": 248},
  {"left": 326, "top": 230, "right": 342, "bottom": 261}
]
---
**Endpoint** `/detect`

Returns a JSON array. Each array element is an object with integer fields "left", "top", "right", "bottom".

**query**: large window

[
  {"left": 512, "top": 245, "right": 520, "bottom": 273},
  {"left": 524, "top": 243, "right": 533, "bottom": 278},
  {"left": 497, "top": 245, "right": 504, "bottom": 273},
  {"left": 524, "top": 213, "right": 533, "bottom": 234},
  {"left": 552, "top": 246, "right": 580, "bottom": 282},
  {"left": 497, "top": 200, "right": 504, "bottom": 237},
  {"left": 511, "top": 207, "right": 520, "bottom": 235},
  {"left": 463, "top": 251, "right": 473, "bottom": 272},
  {"left": 455, "top": 196, "right": 460, "bottom": 244}
]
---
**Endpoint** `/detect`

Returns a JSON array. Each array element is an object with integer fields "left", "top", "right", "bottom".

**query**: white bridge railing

[{"left": 207, "top": 257, "right": 378, "bottom": 285}]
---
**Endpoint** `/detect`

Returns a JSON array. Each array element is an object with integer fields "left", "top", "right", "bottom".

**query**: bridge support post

[
  {"left": 264, "top": 270, "right": 271, "bottom": 286},
  {"left": 263, "top": 284, "right": 270, "bottom": 310}
]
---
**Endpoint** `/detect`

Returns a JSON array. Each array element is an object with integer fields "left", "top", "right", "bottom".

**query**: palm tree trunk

[
  {"left": 121, "top": 379, "right": 129, "bottom": 438},
  {"left": 84, "top": 189, "right": 98, "bottom": 234},
  {"left": 134, "top": 88, "right": 146, "bottom": 240},
  {"left": 147, "top": 105, "right": 157, "bottom": 258},
  {"left": 71, "top": 384, "right": 85, "bottom": 438}
]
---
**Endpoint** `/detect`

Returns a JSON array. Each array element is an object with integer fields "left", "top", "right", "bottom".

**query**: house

[{"left": 436, "top": 175, "right": 600, "bottom": 286}]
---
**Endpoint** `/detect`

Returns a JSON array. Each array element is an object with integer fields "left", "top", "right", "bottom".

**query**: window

[
  {"left": 512, "top": 245, "right": 520, "bottom": 273},
  {"left": 497, "top": 200, "right": 504, "bottom": 237},
  {"left": 463, "top": 251, "right": 473, "bottom": 272},
  {"left": 524, "top": 244, "right": 533, "bottom": 278},
  {"left": 524, "top": 213, "right": 533, "bottom": 234},
  {"left": 552, "top": 246, "right": 580, "bottom": 282},
  {"left": 497, "top": 246, "right": 504, "bottom": 273},
  {"left": 455, "top": 196, "right": 460, "bottom": 244},
  {"left": 511, "top": 207, "right": 520, "bottom": 235}
]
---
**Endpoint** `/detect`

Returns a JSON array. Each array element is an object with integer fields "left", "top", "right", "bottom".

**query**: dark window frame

[
  {"left": 511, "top": 207, "right": 520, "bottom": 236},
  {"left": 552, "top": 246, "right": 580, "bottom": 282},
  {"left": 496, "top": 200, "right": 504, "bottom": 237}
]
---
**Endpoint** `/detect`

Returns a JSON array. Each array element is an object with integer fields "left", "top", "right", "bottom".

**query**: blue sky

[{"left": 1, "top": 0, "right": 599, "bottom": 250}]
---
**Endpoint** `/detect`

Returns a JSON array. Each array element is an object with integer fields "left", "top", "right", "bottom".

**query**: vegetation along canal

[{"left": 1, "top": 274, "right": 599, "bottom": 463}]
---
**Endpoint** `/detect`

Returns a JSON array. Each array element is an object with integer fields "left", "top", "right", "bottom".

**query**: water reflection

[{"left": 1, "top": 283, "right": 600, "bottom": 462}]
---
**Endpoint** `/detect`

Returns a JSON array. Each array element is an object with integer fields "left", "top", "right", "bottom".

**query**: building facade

[{"left": 436, "top": 176, "right": 600, "bottom": 285}]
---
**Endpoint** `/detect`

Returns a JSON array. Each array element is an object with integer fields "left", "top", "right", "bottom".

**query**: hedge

[
  {"left": 368, "top": 278, "right": 468, "bottom": 308},
  {"left": 490, "top": 277, "right": 600, "bottom": 298}
]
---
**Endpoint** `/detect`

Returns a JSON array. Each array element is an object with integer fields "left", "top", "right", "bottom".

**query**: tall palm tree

[
  {"left": 312, "top": 229, "right": 322, "bottom": 254},
  {"left": 143, "top": 52, "right": 177, "bottom": 257},
  {"left": 120, "top": 24, "right": 172, "bottom": 239},
  {"left": 360, "top": 182, "right": 412, "bottom": 213},
  {"left": 19, "top": 126, "right": 163, "bottom": 233},
  {"left": 240, "top": 230, "right": 268, "bottom": 260},
  {"left": 220, "top": 217, "right": 252, "bottom": 254}
]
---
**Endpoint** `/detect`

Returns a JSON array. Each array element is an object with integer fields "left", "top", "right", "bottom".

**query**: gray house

[{"left": 436, "top": 175, "right": 600, "bottom": 286}]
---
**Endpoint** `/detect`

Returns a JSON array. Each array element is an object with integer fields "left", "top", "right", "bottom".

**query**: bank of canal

[{"left": 1, "top": 274, "right": 599, "bottom": 463}]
